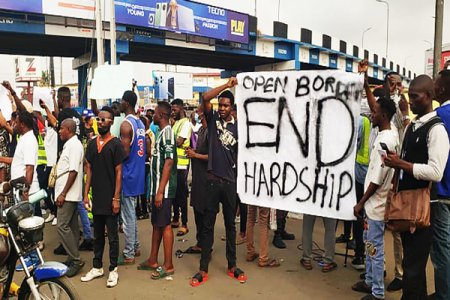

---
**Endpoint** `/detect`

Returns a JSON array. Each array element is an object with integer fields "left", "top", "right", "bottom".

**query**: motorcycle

[{"left": 0, "top": 177, "right": 80, "bottom": 300}]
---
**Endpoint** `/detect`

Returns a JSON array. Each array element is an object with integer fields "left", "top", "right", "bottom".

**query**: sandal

[
  {"left": 246, "top": 253, "right": 259, "bottom": 262},
  {"left": 300, "top": 259, "right": 313, "bottom": 270},
  {"left": 151, "top": 266, "right": 174, "bottom": 280},
  {"left": 258, "top": 258, "right": 280, "bottom": 268},
  {"left": 171, "top": 221, "right": 180, "bottom": 229},
  {"left": 177, "top": 227, "right": 189, "bottom": 236},
  {"left": 185, "top": 246, "right": 202, "bottom": 254},
  {"left": 322, "top": 262, "right": 337, "bottom": 273},
  {"left": 137, "top": 261, "right": 158, "bottom": 271},
  {"left": 227, "top": 268, "right": 247, "bottom": 283},
  {"left": 190, "top": 272, "right": 208, "bottom": 287}
]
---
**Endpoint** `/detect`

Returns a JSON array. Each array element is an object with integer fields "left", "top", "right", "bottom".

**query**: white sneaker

[
  {"left": 51, "top": 218, "right": 57, "bottom": 226},
  {"left": 44, "top": 214, "right": 55, "bottom": 223},
  {"left": 81, "top": 268, "right": 104, "bottom": 282},
  {"left": 106, "top": 268, "right": 118, "bottom": 288}
]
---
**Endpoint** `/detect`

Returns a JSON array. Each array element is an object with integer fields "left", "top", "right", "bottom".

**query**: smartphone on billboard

[
  {"left": 155, "top": 3, "right": 161, "bottom": 26},
  {"left": 160, "top": 2, "right": 167, "bottom": 27}
]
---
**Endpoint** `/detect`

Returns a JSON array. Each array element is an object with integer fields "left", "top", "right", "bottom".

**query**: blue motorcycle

[{"left": 0, "top": 178, "right": 79, "bottom": 300}]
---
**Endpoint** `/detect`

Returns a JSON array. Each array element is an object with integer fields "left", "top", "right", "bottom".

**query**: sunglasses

[{"left": 96, "top": 117, "right": 112, "bottom": 122}]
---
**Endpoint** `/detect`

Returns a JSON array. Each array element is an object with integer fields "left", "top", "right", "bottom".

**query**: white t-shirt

[
  {"left": 11, "top": 130, "right": 40, "bottom": 194},
  {"left": 364, "top": 129, "right": 400, "bottom": 221},
  {"left": 44, "top": 126, "right": 58, "bottom": 166},
  {"left": 55, "top": 135, "right": 84, "bottom": 202},
  {"left": 178, "top": 119, "right": 192, "bottom": 140}
]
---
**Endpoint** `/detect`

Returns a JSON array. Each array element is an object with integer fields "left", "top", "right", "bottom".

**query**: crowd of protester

[{"left": 0, "top": 60, "right": 449, "bottom": 299}]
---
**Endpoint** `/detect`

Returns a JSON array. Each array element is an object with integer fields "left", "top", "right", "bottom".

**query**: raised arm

[
  {"left": 358, "top": 60, "right": 377, "bottom": 111},
  {"left": 202, "top": 77, "right": 237, "bottom": 114},
  {"left": 2, "top": 81, "right": 25, "bottom": 112}
]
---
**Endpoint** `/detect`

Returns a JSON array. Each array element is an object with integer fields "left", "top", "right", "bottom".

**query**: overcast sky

[
  {"left": 0, "top": 0, "right": 448, "bottom": 85},
  {"left": 198, "top": 0, "right": 450, "bottom": 74}
]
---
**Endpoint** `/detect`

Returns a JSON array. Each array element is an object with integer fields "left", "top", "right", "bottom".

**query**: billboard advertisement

[
  {"left": 42, "top": 0, "right": 111, "bottom": 21},
  {"left": 15, "top": 57, "right": 43, "bottom": 82},
  {"left": 153, "top": 71, "right": 193, "bottom": 100},
  {"left": 0, "top": 0, "right": 42, "bottom": 14},
  {"left": 115, "top": 0, "right": 249, "bottom": 44}
]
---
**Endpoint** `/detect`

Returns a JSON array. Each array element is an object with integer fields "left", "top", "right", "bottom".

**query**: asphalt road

[{"left": 28, "top": 211, "right": 434, "bottom": 300}]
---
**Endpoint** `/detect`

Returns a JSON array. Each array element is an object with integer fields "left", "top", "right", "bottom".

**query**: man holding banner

[{"left": 190, "top": 78, "right": 247, "bottom": 287}]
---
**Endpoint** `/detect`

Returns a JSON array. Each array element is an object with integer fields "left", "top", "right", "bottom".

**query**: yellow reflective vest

[
  {"left": 172, "top": 118, "right": 192, "bottom": 168},
  {"left": 356, "top": 116, "right": 370, "bottom": 166}
]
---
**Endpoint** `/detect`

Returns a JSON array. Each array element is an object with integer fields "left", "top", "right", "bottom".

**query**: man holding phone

[
  {"left": 81, "top": 107, "right": 125, "bottom": 288},
  {"left": 352, "top": 96, "right": 399, "bottom": 300}
]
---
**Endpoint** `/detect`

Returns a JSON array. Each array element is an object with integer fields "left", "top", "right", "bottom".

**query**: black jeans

[
  {"left": 275, "top": 210, "right": 288, "bottom": 235},
  {"left": 93, "top": 214, "right": 119, "bottom": 271},
  {"left": 340, "top": 181, "right": 364, "bottom": 258},
  {"left": 237, "top": 196, "right": 247, "bottom": 234},
  {"left": 194, "top": 209, "right": 204, "bottom": 248},
  {"left": 199, "top": 180, "right": 237, "bottom": 272},
  {"left": 173, "top": 169, "right": 189, "bottom": 225},
  {"left": 401, "top": 226, "right": 432, "bottom": 300},
  {"left": 353, "top": 181, "right": 365, "bottom": 258}
]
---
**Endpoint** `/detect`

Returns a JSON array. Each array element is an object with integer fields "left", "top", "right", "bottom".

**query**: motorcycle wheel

[{"left": 18, "top": 276, "right": 80, "bottom": 300}]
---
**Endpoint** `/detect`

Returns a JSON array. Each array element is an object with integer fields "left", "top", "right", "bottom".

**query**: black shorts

[{"left": 151, "top": 197, "right": 173, "bottom": 227}]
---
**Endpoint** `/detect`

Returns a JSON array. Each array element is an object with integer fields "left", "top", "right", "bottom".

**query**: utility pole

[
  {"left": 49, "top": 56, "right": 55, "bottom": 88},
  {"left": 433, "top": 0, "right": 444, "bottom": 78},
  {"left": 110, "top": 0, "right": 117, "bottom": 65},
  {"left": 95, "top": 0, "right": 104, "bottom": 66}
]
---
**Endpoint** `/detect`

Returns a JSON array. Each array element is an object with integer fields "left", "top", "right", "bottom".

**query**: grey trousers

[
  {"left": 302, "top": 214, "right": 336, "bottom": 264},
  {"left": 57, "top": 201, "right": 81, "bottom": 262}
]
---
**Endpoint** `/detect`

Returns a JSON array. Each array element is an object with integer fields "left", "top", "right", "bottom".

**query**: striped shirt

[{"left": 150, "top": 125, "right": 177, "bottom": 198}]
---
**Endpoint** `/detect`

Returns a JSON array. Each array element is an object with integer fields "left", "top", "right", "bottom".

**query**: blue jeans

[
  {"left": 77, "top": 201, "right": 93, "bottom": 240},
  {"left": 364, "top": 218, "right": 385, "bottom": 299},
  {"left": 121, "top": 196, "right": 139, "bottom": 259},
  {"left": 431, "top": 202, "right": 450, "bottom": 300}
]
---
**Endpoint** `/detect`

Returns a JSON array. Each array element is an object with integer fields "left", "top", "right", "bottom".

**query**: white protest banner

[
  {"left": 236, "top": 70, "right": 363, "bottom": 220},
  {"left": 32, "top": 87, "right": 54, "bottom": 113},
  {"left": 0, "top": 85, "right": 13, "bottom": 121}
]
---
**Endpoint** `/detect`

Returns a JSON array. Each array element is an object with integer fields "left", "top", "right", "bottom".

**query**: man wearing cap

[
  {"left": 170, "top": 98, "right": 192, "bottom": 236},
  {"left": 119, "top": 91, "right": 146, "bottom": 264}
]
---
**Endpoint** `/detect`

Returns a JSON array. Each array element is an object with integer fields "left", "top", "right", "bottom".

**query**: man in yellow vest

[{"left": 171, "top": 99, "right": 192, "bottom": 236}]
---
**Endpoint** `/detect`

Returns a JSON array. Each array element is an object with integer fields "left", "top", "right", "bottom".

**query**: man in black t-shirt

[
  {"left": 190, "top": 78, "right": 247, "bottom": 287},
  {"left": 56, "top": 87, "right": 84, "bottom": 155},
  {"left": 81, "top": 107, "right": 125, "bottom": 288}
]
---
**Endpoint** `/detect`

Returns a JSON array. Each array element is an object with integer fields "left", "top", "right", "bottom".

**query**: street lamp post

[
  {"left": 362, "top": 26, "right": 372, "bottom": 50},
  {"left": 376, "top": 0, "right": 389, "bottom": 59}
]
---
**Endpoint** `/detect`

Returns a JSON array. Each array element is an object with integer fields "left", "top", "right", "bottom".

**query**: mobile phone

[{"left": 380, "top": 142, "right": 389, "bottom": 152}]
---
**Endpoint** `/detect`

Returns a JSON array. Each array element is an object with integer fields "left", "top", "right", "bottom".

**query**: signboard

[
  {"left": 15, "top": 57, "right": 43, "bottom": 82},
  {"left": 115, "top": 0, "right": 249, "bottom": 44},
  {"left": 32, "top": 87, "right": 54, "bottom": 113},
  {"left": 90, "top": 64, "right": 133, "bottom": 100},
  {"left": 153, "top": 71, "right": 192, "bottom": 100},
  {"left": 236, "top": 70, "right": 363, "bottom": 220},
  {"left": 42, "top": 0, "right": 111, "bottom": 20},
  {"left": 0, "top": 85, "right": 13, "bottom": 121}
]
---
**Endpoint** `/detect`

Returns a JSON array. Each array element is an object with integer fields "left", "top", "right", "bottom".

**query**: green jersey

[{"left": 150, "top": 125, "right": 177, "bottom": 198}]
